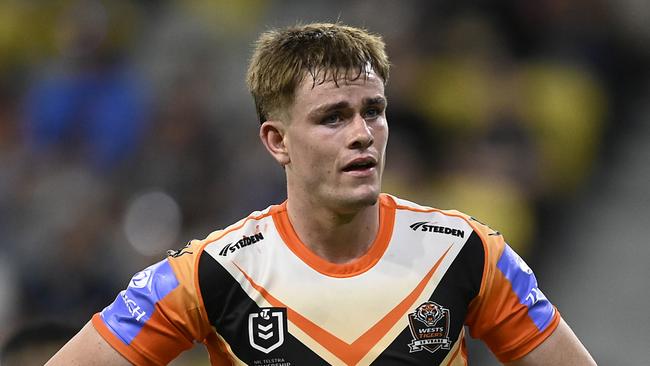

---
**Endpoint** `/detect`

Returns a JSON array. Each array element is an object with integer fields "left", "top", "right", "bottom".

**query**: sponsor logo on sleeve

[
  {"left": 100, "top": 260, "right": 179, "bottom": 345},
  {"left": 248, "top": 307, "right": 287, "bottom": 354},
  {"left": 407, "top": 301, "right": 452, "bottom": 354},
  {"left": 120, "top": 291, "right": 147, "bottom": 321},
  {"left": 129, "top": 269, "right": 152, "bottom": 289},
  {"left": 497, "top": 244, "right": 555, "bottom": 331}
]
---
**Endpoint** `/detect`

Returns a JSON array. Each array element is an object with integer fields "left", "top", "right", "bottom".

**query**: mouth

[{"left": 342, "top": 157, "right": 378, "bottom": 173}]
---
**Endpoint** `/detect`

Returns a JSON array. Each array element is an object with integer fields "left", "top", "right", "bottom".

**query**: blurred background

[{"left": 0, "top": 0, "right": 648, "bottom": 364}]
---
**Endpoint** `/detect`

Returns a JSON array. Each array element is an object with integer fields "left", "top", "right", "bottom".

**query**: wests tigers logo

[
  {"left": 407, "top": 301, "right": 452, "bottom": 353},
  {"left": 414, "top": 301, "right": 445, "bottom": 327}
]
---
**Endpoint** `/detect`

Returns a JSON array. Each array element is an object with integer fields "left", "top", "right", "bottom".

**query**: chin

[{"left": 337, "top": 188, "right": 380, "bottom": 211}]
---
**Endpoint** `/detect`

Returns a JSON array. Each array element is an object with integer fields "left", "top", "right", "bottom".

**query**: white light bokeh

[{"left": 123, "top": 190, "right": 181, "bottom": 257}]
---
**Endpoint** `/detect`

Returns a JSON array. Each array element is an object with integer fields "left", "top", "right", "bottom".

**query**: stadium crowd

[{"left": 0, "top": 0, "right": 647, "bottom": 364}]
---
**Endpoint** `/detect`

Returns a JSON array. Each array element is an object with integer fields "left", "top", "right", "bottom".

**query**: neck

[{"left": 286, "top": 196, "right": 380, "bottom": 264}]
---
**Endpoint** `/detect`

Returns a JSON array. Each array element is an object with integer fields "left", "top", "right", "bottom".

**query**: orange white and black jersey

[{"left": 93, "top": 194, "right": 560, "bottom": 365}]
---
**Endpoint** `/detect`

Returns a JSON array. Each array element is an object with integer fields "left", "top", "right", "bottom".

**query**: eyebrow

[
  {"left": 364, "top": 96, "right": 387, "bottom": 107},
  {"left": 308, "top": 96, "right": 387, "bottom": 118}
]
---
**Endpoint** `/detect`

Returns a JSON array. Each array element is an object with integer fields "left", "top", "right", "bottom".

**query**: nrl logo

[
  {"left": 248, "top": 307, "right": 287, "bottom": 354},
  {"left": 407, "top": 301, "right": 452, "bottom": 354}
]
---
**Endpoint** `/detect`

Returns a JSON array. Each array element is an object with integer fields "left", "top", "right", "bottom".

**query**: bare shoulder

[
  {"left": 506, "top": 318, "right": 597, "bottom": 366},
  {"left": 45, "top": 321, "right": 130, "bottom": 366}
]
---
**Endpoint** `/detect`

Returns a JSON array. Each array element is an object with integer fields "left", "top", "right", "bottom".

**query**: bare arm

[
  {"left": 45, "top": 321, "right": 131, "bottom": 366},
  {"left": 506, "top": 318, "right": 596, "bottom": 366}
]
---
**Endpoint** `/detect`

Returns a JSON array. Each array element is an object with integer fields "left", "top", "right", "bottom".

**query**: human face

[{"left": 282, "top": 70, "right": 388, "bottom": 213}]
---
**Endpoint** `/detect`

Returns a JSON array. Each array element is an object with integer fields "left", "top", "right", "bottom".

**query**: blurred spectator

[
  {"left": 0, "top": 76, "right": 26, "bottom": 249},
  {"left": 21, "top": 0, "right": 150, "bottom": 173},
  {"left": 0, "top": 0, "right": 647, "bottom": 364}
]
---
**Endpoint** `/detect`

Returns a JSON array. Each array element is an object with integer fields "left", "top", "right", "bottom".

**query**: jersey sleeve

[
  {"left": 92, "top": 240, "right": 211, "bottom": 366},
  {"left": 464, "top": 221, "right": 561, "bottom": 363}
]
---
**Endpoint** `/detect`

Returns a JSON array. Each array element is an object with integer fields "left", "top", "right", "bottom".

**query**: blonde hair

[{"left": 246, "top": 22, "right": 390, "bottom": 123}]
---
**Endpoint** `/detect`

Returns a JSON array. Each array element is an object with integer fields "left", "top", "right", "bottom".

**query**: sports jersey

[{"left": 93, "top": 194, "right": 560, "bottom": 365}]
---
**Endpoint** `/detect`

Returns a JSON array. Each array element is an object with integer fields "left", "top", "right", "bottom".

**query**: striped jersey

[{"left": 93, "top": 194, "right": 560, "bottom": 365}]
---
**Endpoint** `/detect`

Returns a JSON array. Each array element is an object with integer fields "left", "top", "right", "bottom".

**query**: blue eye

[
  {"left": 321, "top": 113, "right": 341, "bottom": 125},
  {"left": 363, "top": 108, "right": 380, "bottom": 119}
]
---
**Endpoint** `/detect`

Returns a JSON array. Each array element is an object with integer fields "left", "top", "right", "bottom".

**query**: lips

[{"left": 342, "top": 156, "right": 377, "bottom": 172}]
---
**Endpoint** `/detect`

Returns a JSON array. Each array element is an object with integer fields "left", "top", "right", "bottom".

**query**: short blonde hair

[{"left": 246, "top": 22, "right": 390, "bottom": 123}]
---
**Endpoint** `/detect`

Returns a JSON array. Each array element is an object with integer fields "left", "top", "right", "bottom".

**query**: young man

[{"left": 47, "top": 23, "right": 596, "bottom": 365}]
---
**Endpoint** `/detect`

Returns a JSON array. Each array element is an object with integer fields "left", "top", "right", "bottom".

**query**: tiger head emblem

[{"left": 414, "top": 301, "right": 444, "bottom": 327}]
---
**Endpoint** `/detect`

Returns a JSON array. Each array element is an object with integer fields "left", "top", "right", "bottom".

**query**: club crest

[
  {"left": 407, "top": 301, "right": 452, "bottom": 353},
  {"left": 248, "top": 307, "right": 287, "bottom": 354}
]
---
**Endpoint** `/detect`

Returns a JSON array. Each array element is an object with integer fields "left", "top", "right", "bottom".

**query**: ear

[{"left": 260, "top": 120, "right": 290, "bottom": 166}]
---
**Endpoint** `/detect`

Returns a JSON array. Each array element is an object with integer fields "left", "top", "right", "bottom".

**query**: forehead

[{"left": 293, "top": 68, "right": 385, "bottom": 107}]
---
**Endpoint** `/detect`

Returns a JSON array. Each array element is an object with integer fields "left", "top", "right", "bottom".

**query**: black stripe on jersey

[
  {"left": 371, "top": 231, "right": 485, "bottom": 365},
  {"left": 198, "top": 251, "right": 329, "bottom": 365}
]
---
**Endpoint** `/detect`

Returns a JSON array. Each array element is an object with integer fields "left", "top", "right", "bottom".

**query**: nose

[{"left": 348, "top": 114, "right": 374, "bottom": 149}]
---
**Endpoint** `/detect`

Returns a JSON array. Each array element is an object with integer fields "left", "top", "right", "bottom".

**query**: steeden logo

[
  {"left": 219, "top": 232, "right": 265, "bottom": 256},
  {"left": 410, "top": 222, "right": 465, "bottom": 238}
]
